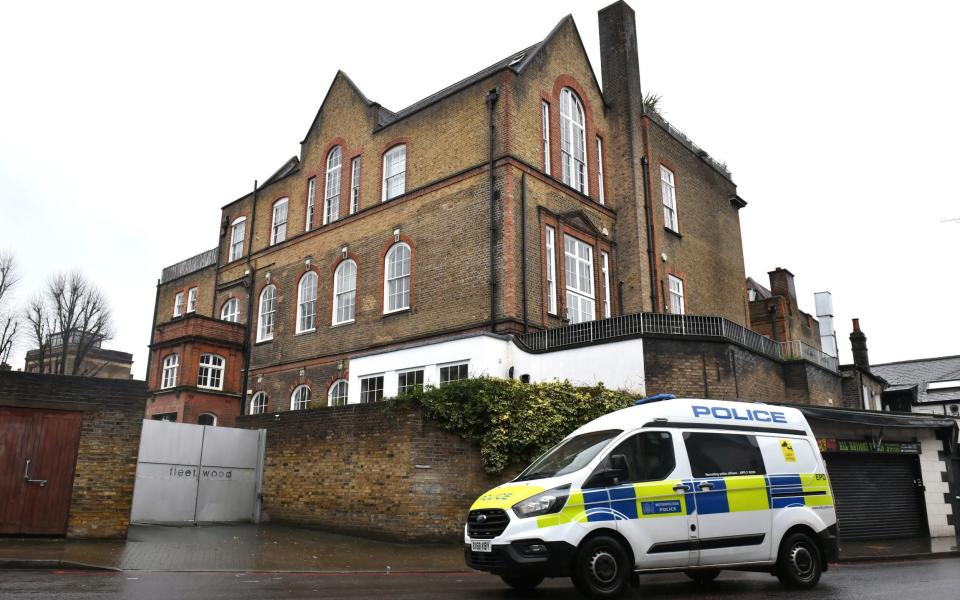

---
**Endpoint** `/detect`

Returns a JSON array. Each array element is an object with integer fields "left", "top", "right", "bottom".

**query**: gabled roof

[
  {"left": 262, "top": 156, "right": 300, "bottom": 187},
  {"left": 746, "top": 277, "right": 772, "bottom": 300},
  {"left": 872, "top": 355, "right": 960, "bottom": 404}
]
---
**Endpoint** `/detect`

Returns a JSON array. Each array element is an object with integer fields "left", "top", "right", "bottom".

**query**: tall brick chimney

[
  {"left": 768, "top": 268, "right": 797, "bottom": 306},
  {"left": 850, "top": 318, "right": 870, "bottom": 369},
  {"left": 598, "top": 1, "right": 656, "bottom": 313}
]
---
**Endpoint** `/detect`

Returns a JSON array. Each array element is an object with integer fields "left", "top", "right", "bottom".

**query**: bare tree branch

[
  {"left": 0, "top": 252, "right": 19, "bottom": 367},
  {"left": 24, "top": 294, "right": 52, "bottom": 373},
  {"left": 43, "top": 271, "right": 114, "bottom": 375}
]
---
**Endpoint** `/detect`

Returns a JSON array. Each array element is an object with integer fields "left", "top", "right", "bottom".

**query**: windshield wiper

[{"left": 516, "top": 471, "right": 554, "bottom": 481}]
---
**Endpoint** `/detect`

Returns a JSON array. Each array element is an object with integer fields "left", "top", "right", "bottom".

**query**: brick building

[
  {"left": 24, "top": 330, "right": 134, "bottom": 380},
  {"left": 746, "top": 268, "right": 822, "bottom": 351},
  {"left": 147, "top": 1, "right": 840, "bottom": 423}
]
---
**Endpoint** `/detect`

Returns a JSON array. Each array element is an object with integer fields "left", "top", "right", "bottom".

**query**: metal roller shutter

[{"left": 825, "top": 453, "right": 928, "bottom": 540}]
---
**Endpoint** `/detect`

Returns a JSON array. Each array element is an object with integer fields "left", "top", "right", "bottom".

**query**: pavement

[
  {"left": 1, "top": 558, "right": 959, "bottom": 599},
  {"left": 0, "top": 523, "right": 957, "bottom": 573}
]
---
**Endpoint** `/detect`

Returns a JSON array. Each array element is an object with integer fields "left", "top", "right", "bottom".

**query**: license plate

[{"left": 470, "top": 539, "right": 492, "bottom": 553}]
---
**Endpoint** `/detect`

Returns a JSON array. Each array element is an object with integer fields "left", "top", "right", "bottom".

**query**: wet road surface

[{"left": 1, "top": 557, "right": 957, "bottom": 599}]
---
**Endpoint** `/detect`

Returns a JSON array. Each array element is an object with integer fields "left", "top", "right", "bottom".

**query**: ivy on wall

[{"left": 393, "top": 378, "right": 636, "bottom": 474}]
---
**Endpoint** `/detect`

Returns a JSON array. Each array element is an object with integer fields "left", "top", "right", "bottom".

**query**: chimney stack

[
  {"left": 768, "top": 268, "right": 797, "bottom": 305},
  {"left": 850, "top": 318, "right": 870, "bottom": 369}
]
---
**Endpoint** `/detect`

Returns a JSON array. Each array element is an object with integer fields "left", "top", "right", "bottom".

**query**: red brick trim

[
  {"left": 377, "top": 137, "right": 411, "bottom": 203},
  {"left": 287, "top": 380, "right": 317, "bottom": 409},
  {"left": 378, "top": 235, "right": 416, "bottom": 316},
  {"left": 549, "top": 75, "right": 600, "bottom": 201},
  {"left": 550, "top": 214, "right": 613, "bottom": 324}
]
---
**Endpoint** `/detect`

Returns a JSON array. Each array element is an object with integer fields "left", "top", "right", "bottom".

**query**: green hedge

[{"left": 392, "top": 378, "right": 635, "bottom": 474}]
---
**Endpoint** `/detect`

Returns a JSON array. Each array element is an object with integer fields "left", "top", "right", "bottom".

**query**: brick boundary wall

[{"left": 237, "top": 403, "right": 510, "bottom": 542}]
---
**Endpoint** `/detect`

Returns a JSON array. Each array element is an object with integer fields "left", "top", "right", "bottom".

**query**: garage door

[{"left": 825, "top": 453, "right": 927, "bottom": 540}]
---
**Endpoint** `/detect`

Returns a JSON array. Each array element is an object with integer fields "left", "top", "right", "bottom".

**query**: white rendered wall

[
  {"left": 347, "top": 334, "right": 645, "bottom": 404},
  {"left": 917, "top": 429, "right": 955, "bottom": 538}
]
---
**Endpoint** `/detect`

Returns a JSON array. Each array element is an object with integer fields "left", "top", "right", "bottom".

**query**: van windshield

[{"left": 515, "top": 429, "right": 622, "bottom": 481}]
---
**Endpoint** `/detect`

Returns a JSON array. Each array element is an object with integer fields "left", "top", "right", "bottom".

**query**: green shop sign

[{"left": 817, "top": 438, "right": 920, "bottom": 455}]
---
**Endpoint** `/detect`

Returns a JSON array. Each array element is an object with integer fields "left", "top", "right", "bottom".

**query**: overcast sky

[{"left": 1, "top": 0, "right": 957, "bottom": 378}]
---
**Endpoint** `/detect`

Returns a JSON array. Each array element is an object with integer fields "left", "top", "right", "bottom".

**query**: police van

[{"left": 464, "top": 397, "right": 838, "bottom": 597}]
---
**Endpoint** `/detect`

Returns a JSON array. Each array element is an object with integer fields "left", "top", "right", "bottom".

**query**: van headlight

[{"left": 512, "top": 486, "right": 569, "bottom": 518}]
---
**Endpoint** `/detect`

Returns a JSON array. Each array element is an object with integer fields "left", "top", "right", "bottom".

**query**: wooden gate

[{"left": 0, "top": 407, "right": 83, "bottom": 535}]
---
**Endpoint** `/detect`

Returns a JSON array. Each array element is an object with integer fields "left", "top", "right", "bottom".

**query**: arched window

[
  {"left": 271, "top": 198, "right": 288, "bottom": 245},
  {"left": 328, "top": 380, "right": 348, "bottom": 406},
  {"left": 197, "top": 354, "right": 225, "bottom": 390},
  {"left": 324, "top": 146, "right": 342, "bottom": 225},
  {"left": 221, "top": 298, "right": 240, "bottom": 323},
  {"left": 198, "top": 413, "right": 217, "bottom": 426},
  {"left": 296, "top": 272, "right": 318, "bottom": 333},
  {"left": 332, "top": 260, "right": 357, "bottom": 325},
  {"left": 229, "top": 217, "right": 246, "bottom": 262},
  {"left": 250, "top": 391, "right": 268, "bottom": 415},
  {"left": 382, "top": 145, "right": 406, "bottom": 201},
  {"left": 559, "top": 88, "right": 588, "bottom": 194},
  {"left": 257, "top": 285, "right": 276, "bottom": 342},
  {"left": 291, "top": 384, "right": 311, "bottom": 410},
  {"left": 161, "top": 354, "right": 179, "bottom": 389},
  {"left": 384, "top": 242, "right": 411, "bottom": 313}
]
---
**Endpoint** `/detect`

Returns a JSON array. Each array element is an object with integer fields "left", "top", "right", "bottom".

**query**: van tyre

[
  {"left": 776, "top": 532, "right": 822, "bottom": 589},
  {"left": 500, "top": 573, "right": 544, "bottom": 591},
  {"left": 684, "top": 568, "right": 721, "bottom": 584},
  {"left": 571, "top": 535, "right": 631, "bottom": 598}
]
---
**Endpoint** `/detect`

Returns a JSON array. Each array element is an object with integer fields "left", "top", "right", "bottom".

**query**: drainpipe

[
  {"left": 240, "top": 180, "right": 259, "bottom": 416},
  {"left": 520, "top": 172, "right": 528, "bottom": 334},
  {"left": 486, "top": 88, "right": 500, "bottom": 333},
  {"left": 640, "top": 156, "right": 658, "bottom": 312},
  {"left": 144, "top": 279, "right": 161, "bottom": 386}
]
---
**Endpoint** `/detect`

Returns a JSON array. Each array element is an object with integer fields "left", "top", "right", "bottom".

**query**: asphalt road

[{"left": 1, "top": 558, "right": 956, "bottom": 599}]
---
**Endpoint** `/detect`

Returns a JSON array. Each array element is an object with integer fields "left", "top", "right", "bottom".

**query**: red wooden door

[{"left": 0, "top": 407, "right": 83, "bottom": 535}]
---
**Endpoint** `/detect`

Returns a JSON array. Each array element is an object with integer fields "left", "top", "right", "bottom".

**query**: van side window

[
  {"left": 683, "top": 432, "right": 766, "bottom": 478},
  {"left": 598, "top": 432, "right": 675, "bottom": 484}
]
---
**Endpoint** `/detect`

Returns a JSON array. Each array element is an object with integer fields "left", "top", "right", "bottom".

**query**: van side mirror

[{"left": 584, "top": 454, "right": 630, "bottom": 488}]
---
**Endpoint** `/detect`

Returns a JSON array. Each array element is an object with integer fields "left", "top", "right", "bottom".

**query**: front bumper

[{"left": 464, "top": 539, "right": 577, "bottom": 577}]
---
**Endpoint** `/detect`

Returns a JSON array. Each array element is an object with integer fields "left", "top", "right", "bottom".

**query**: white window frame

[
  {"left": 397, "top": 368, "right": 425, "bottom": 395},
  {"left": 250, "top": 391, "right": 268, "bottom": 415},
  {"left": 601, "top": 251, "right": 612, "bottom": 319},
  {"left": 161, "top": 354, "right": 179, "bottom": 389},
  {"left": 360, "top": 375, "right": 384, "bottom": 403},
  {"left": 661, "top": 165, "right": 678, "bottom": 232},
  {"left": 350, "top": 156, "right": 361, "bottom": 215},
  {"left": 332, "top": 259, "right": 357, "bottom": 325},
  {"left": 596, "top": 137, "right": 605, "bottom": 205},
  {"left": 559, "top": 88, "right": 588, "bottom": 195},
  {"left": 296, "top": 271, "right": 318, "bottom": 333},
  {"left": 257, "top": 284, "right": 276, "bottom": 342},
  {"left": 173, "top": 292, "right": 184, "bottom": 317},
  {"left": 271, "top": 198, "right": 288, "bottom": 245},
  {"left": 541, "top": 101, "right": 551, "bottom": 175},
  {"left": 328, "top": 379, "right": 348, "bottom": 407},
  {"left": 197, "top": 354, "right": 225, "bottom": 391},
  {"left": 305, "top": 177, "right": 316, "bottom": 232},
  {"left": 439, "top": 361, "right": 469, "bottom": 386},
  {"left": 382, "top": 145, "right": 406, "bottom": 201},
  {"left": 383, "top": 242, "right": 411, "bottom": 314},
  {"left": 290, "top": 384, "right": 311, "bottom": 410},
  {"left": 324, "top": 146, "right": 341, "bottom": 225},
  {"left": 229, "top": 217, "right": 246, "bottom": 262},
  {"left": 668, "top": 274, "right": 685, "bottom": 315},
  {"left": 564, "top": 234, "right": 596, "bottom": 324},
  {"left": 221, "top": 298, "right": 240, "bottom": 323},
  {"left": 545, "top": 226, "right": 558, "bottom": 315},
  {"left": 186, "top": 287, "right": 198, "bottom": 313}
]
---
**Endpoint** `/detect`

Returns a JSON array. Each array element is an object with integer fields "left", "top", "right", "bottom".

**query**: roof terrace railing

[{"left": 514, "top": 312, "right": 838, "bottom": 373}]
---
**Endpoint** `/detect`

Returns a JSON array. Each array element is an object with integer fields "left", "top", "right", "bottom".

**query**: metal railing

[
  {"left": 160, "top": 248, "right": 219, "bottom": 284},
  {"left": 514, "top": 312, "right": 838, "bottom": 372}
]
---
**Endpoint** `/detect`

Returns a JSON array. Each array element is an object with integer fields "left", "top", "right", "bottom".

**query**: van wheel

[
  {"left": 776, "top": 532, "right": 822, "bottom": 589},
  {"left": 500, "top": 573, "right": 544, "bottom": 591},
  {"left": 684, "top": 568, "right": 721, "bottom": 584},
  {"left": 571, "top": 535, "right": 631, "bottom": 598}
]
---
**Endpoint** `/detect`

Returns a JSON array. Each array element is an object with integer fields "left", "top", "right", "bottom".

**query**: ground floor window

[
  {"left": 291, "top": 385, "right": 311, "bottom": 410},
  {"left": 152, "top": 413, "right": 177, "bottom": 422},
  {"left": 439, "top": 362, "right": 469, "bottom": 386},
  {"left": 328, "top": 380, "right": 348, "bottom": 406},
  {"left": 250, "top": 392, "right": 267, "bottom": 415},
  {"left": 397, "top": 369, "right": 424, "bottom": 395},
  {"left": 197, "top": 413, "right": 217, "bottom": 426},
  {"left": 360, "top": 375, "right": 384, "bottom": 403}
]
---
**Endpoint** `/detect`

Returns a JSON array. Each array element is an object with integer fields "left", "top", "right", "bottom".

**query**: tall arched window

[
  {"left": 161, "top": 354, "right": 179, "bottom": 389},
  {"left": 559, "top": 88, "right": 588, "bottom": 194},
  {"left": 271, "top": 198, "right": 288, "bottom": 245},
  {"left": 384, "top": 242, "right": 411, "bottom": 313},
  {"left": 324, "top": 146, "right": 342, "bottom": 225},
  {"left": 257, "top": 285, "right": 276, "bottom": 342},
  {"left": 221, "top": 298, "right": 240, "bottom": 322},
  {"left": 382, "top": 145, "right": 406, "bottom": 201},
  {"left": 229, "top": 217, "right": 246, "bottom": 261},
  {"left": 291, "top": 384, "right": 311, "bottom": 410},
  {"left": 197, "top": 354, "right": 225, "bottom": 390},
  {"left": 332, "top": 260, "right": 357, "bottom": 325},
  {"left": 328, "top": 380, "right": 348, "bottom": 406},
  {"left": 250, "top": 391, "right": 268, "bottom": 415},
  {"left": 296, "top": 271, "right": 318, "bottom": 333}
]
